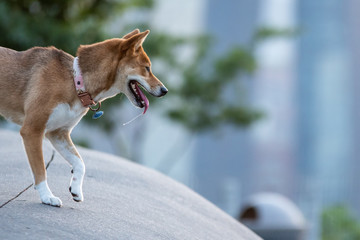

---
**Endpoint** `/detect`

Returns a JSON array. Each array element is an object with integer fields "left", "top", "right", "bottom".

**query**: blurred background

[{"left": 0, "top": 0, "right": 359, "bottom": 239}]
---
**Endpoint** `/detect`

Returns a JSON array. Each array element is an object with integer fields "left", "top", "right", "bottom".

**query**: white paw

[
  {"left": 35, "top": 181, "right": 62, "bottom": 207},
  {"left": 41, "top": 195, "right": 63, "bottom": 207},
  {"left": 69, "top": 184, "right": 83, "bottom": 202},
  {"left": 69, "top": 172, "right": 84, "bottom": 202}
]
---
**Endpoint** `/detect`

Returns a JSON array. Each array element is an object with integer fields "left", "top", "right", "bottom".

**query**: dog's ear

[
  {"left": 122, "top": 29, "right": 140, "bottom": 39},
  {"left": 122, "top": 30, "right": 150, "bottom": 53}
]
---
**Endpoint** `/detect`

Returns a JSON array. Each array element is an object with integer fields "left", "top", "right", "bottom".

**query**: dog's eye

[{"left": 145, "top": 66, "right": 150, "bottom": 72}]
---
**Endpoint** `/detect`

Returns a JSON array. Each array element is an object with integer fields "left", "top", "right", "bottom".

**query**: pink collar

[
  {"left": 73, "top": 57, "right": 98, "bottom": 108},
  {"left": 73, "top": 57, "right": 86, "bottom": 92},
  {"left": 73, "top": 57, "right": 103, "bottom": 119}
]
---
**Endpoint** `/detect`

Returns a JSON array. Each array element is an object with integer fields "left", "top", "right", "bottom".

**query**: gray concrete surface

[{"left": 0, "top": 129, "right": 261, "bottom": 240}]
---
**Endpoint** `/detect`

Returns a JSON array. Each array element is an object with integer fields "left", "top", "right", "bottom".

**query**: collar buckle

[{"left": 77, "top": 91, "right": 95, "bottom": 107}]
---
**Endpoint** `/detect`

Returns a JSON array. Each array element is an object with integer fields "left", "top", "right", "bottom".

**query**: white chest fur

[{"left": 46, "top": 103, "right": 87, "bottom": 132}]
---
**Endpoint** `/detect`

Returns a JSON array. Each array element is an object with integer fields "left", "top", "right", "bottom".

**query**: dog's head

[
  {"left": 78, "top": 29, "right": 167, "bottom": 113},
  {"left": 116, "top": 29, "right": 167, "bottom": 113}
]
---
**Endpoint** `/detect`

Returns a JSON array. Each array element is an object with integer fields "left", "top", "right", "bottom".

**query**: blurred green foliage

[
  {"left": 166, "top": 42, "right": 261, "bottom": 132},
  {"left": 0, "top": 0, "right": 152, "bottom": 53},
  {"left": 322, "top": 205, "right": 360, "bottom": 240},
  {"left": 0, "top": 0, "right": 272, "bottom": 134}
]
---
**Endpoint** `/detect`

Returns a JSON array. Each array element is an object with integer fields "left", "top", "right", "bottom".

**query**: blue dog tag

[{"left": 92, "top": 111, "right": 104, "bottom": 119}]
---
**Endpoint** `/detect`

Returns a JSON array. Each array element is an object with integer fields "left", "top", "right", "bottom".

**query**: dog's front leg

[
  {"left": 20, "top": 125, "right": 62, "bottom": 207},
  {"left": 46, "top": 129, "right": 85, "bottom": 202}
]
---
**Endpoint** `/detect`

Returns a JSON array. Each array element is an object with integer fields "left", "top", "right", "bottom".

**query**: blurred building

[
  {"left": 348, "top": 0, "right": 360, "bottom": 213},
  {"left": 296, "top": 1, "right": 358, "bottom": 239},
  {"left": 192, "top": 0, "right": 299, "bottom": 221},
  {"left": 249, "top": 0, "right": 297, "bottom": 199},
  {"left": 297, "top": 0, "right": 354, "bottom": 204},
  {"left": 193, "top": 0, "right": 259, "bottom": 215}
]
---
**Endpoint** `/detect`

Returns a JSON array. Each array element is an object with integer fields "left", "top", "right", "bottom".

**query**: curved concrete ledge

[{"left": 0, "top": 129, "right": 261, "bottom": 240}]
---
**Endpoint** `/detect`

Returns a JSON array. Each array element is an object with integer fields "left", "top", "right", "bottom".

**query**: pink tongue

[{"left": 135, "top": 83, "right": 149, "bottom": 114}]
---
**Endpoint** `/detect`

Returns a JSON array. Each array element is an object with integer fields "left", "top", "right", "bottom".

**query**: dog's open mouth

[{"left": 129, "top": 80, "right": 149, "bottom": 114}]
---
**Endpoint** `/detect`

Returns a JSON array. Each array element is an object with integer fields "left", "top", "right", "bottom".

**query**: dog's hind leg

[
  {"left": 21, "top": 120, "right": 62, "bottom": 207},
  {"left": 46, "top": 129, "right": 85, "bottom": 202}
]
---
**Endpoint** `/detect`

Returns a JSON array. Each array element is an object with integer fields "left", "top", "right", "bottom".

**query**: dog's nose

[{"left": 160, "top": 86, "right": 168, "bottom": 96}]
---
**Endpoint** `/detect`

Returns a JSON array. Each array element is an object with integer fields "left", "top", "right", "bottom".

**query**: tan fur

[{"left": 0, "top": 29, "right": 166, "bottom": 194}]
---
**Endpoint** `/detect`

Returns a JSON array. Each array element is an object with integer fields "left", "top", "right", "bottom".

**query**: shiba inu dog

[{"left": 0, "top": 29, "right": 167, "bottom": 207}]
